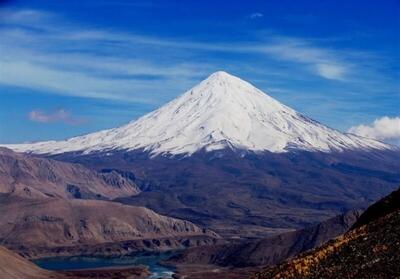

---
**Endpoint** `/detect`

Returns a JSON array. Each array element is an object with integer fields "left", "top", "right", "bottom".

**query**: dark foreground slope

[
  {"left": 351, "top": 186, "right": 400, "bottom": 229},
  {"left": 254, "top": 188, "right": 400, "bottom": 279}
]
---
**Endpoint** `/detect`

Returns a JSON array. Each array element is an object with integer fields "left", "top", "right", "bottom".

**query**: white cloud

[
  {"left": 315, "top": 63, "right": 345, "bottom": 80},
  {"left": 249, "top": 13, "right": 263, "bottom": 19},
  {"left": 348, "top": 116, "right": 400, "bottom": 145},
  {"left": 28, "top": 109, "right": 86, "bottom": 125}
]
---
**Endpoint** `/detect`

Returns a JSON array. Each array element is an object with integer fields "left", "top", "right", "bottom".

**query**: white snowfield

[{"left": 4, "top": 71, "right": 390, "bottom": 156}]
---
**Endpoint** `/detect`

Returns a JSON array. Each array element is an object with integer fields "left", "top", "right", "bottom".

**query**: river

[{"left": 33, "top": 251, "right": 176, "bottom": 279}]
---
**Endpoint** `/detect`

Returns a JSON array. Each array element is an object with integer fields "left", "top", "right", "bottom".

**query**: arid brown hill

[
  {"left": 0, "top": 147, "right": 139, "bottom": 199},
  {"left": 0, "top": 194, "right": 218, "bottom": 258},
  {"left": 254, "top": 188, "right": 400, "bottom": 279}
]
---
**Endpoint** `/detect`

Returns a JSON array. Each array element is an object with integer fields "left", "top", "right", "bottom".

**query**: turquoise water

[{"left": 33, "top": 251, "right": 175, "bottom": 279}]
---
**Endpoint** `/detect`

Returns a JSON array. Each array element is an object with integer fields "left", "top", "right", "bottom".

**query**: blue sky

[{"left": 0, "top": 0, "right": 399, "bottom": 143}]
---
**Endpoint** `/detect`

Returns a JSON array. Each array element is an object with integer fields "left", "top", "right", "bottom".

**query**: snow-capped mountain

[{"left": 4, "top": 71, "right": 389, "bottom": 156}]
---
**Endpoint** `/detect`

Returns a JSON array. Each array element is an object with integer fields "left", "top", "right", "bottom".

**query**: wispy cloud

[
  {"left": 0, "top": 9, "right": 50, "bottom": 24},
  {"left": 0, "top": 9, "right": 214, "bottom": 103},
  {"left": 253, "top": 37, "right": 349, "bottom": 80},
  {"left": 348, "top": 116, "right": 400, "bottom": 145},
  {"left": 28, "top": 108, "right": 86, "bottom": 125},
  {"left": 0, "top": 8, "right": 393, "bottom": 104}
]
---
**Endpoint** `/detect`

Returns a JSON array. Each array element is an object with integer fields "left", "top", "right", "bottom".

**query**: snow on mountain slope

[{"left": 4, "top": 71, "right": 390, "bottom": 156}]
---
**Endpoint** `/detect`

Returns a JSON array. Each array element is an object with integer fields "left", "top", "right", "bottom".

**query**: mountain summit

[{"left": 5, "top": 71, "right": 389, "bottom": 156}]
